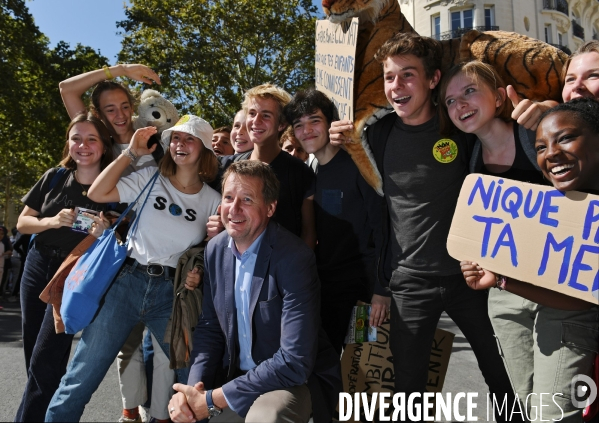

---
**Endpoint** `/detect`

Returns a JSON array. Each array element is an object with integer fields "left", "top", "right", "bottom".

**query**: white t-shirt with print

[{"left": 116, "top": 167, "right": 221, "bottom": 267}]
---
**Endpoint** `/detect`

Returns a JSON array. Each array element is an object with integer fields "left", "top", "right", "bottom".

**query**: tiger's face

[{"left": 322, "top": 0, "right": 388, "bottom": 23}]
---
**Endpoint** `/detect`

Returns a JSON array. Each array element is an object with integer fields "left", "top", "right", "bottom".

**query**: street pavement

[
  {"left": 0, "top": 299, "right": 491, "bottom": 422},
  {"left": 0, "top": 301, "right": 122, "bottom": 422}
]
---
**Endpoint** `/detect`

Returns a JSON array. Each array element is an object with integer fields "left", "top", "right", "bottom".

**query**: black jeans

[
  {"left": 19, "top": 247, "right": 64, "bottom": 371},
  {"left": 15, "top": 304, "right": 73, "bottom": 422},
  {"left": 320, "top": 278, "right": 369, "bottom": 356},
  {"left": 388, "top": 270, "right": 519, "bottom": 423}
]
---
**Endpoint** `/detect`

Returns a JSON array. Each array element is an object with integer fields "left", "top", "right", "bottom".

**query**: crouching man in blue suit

[{"left": 168, "top": 160, "right": 341, "bottom": 423}]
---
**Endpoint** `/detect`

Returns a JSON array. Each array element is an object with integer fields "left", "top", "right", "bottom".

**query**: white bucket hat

[{"left": 161, "top": 115, "right": 214, "bottom": 151}]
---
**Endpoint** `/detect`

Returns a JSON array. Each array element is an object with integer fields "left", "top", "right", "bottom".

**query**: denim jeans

[
  {"left": 19, "top": 247, "right": 64, "bottom": 371},
  {"left": 489, "top": 289, "right": 599, "bottom": 422},
  {"left": 46, "top": 262, "right": 189, "bottom": 422},
  {"left": 388, "top": 270, "right": 519, "bottom": 423}
]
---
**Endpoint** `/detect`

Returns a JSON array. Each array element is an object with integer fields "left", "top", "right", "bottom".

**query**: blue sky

[
  {"left": 26, "top": 0, "right": 325, "bottom": 65},
  {"left": 27, "top": 0, "right": 130, "bottom": 64}
]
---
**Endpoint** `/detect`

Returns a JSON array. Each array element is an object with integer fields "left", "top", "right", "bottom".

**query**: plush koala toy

[{"left": 132, "top": 89, "right": 179, "bottom": 163}]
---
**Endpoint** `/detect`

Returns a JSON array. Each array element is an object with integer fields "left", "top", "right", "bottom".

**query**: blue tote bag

[{"left": 61, "top": 171, "right": 159, "bottom": 334}]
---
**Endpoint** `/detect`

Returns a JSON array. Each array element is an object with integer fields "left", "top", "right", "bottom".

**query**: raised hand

[
  {"left": 329, "top": 120, "right": 354, "bottom": 147},
  {"left": 129, "top": 126, "right": 158, "bottom": 157},
  {"left": 507, "top": 85, "right": 556, "bottom": 131},
  {"left": 118, "top": 64, "right": 161, "bottom": 86}
]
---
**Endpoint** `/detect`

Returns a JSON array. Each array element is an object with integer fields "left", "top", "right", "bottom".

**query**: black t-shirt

[
  {"left": 383, "top": 114, "right": 471, "bottom": 275},
  {"left": 269, "top": 151, "right": 315, "bottom": 237},
  {"left": 481, "top": 122, "right": 546, "bottom": 185},
  {"left": 22, "top": 168, "right": 108, "bottom": 253},
  {"left": 314, "top": 149, "right": 379, "bottom": 285}
]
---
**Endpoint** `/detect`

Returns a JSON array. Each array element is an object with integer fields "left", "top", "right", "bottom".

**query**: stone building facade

[{"left": 399, "top": 0, "right": 599, "bottom": 54}]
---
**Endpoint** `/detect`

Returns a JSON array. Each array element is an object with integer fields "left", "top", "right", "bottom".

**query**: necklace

[
  {"left": 173, "top": 175, "right": 201, "bottom": 191},
  {"left": 73, "top": 171, "right": 90, "bottom": 197}
]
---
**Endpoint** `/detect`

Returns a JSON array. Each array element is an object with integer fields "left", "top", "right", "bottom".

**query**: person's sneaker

[
  {"left": 118, "top": 415, "right": 141, "bottom": 422},
  {"left": 139, "top": 406, "right": 150, "bottom": 423}
]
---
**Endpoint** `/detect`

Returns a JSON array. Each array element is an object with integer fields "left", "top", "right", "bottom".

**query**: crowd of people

[{"left": 4, "top": 32, "right": 598, "bottom": 423}]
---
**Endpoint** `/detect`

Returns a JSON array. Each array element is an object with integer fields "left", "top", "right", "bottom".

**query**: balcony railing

[
  {"left": 549, "top": 43, "right": 572, "bottom": 55},
  {"left": 572, "top": 20, "right": 585, "bottom": 39},
  {"left": 543, "top": 0, "right": 569, "bottom": 15},
  {"left": 433, "top": 26, "right": 500, "bottom": 40}
]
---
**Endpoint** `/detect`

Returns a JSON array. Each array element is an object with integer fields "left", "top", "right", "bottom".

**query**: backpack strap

[{"left": 49, "top": 167, "right": 68, "bottom": 190}]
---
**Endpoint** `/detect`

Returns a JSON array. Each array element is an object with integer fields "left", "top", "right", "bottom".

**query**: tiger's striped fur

[{"left": 322, "top": 0, "right": 568, "bottom": 195}]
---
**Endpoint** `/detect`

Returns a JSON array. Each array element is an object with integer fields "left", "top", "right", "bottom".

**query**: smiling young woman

[
  {"left": 15, "top": 113, "right": 114, "bottom": 422},
  {"left": 231, "top": 109, "right": 253, "bottom": 154},
  {"left": 59, "top": 64, "right": 183, "bottom": 422},
  {"left": 535, "top": 98, "right": 599, "bottom": 193},
  {"left": 60, "top": 64, "right": 161, "bottom": 177},
  {"left": 45, "top": 115, "right": 221, "bottom": 422}
]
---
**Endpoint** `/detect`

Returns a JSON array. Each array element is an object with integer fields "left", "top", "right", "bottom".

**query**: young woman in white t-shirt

[
  {"left": 61, "top": 64, "right": 174, "bottom": 422},
  {"left": 45, "top": 115, "right": 222, "bottom": 422}
]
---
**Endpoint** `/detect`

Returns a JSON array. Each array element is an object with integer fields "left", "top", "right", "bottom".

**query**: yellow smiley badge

[
  {"left": 432, "top": 139, "right": 458, "bottom": 163},
  {"left": 175, "top": 115, "right": 191, "bottom": 125}
]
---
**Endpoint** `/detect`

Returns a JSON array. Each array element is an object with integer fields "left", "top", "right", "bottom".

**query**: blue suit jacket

[{"left": 188, "top": 221, "right": 341, "bottom": 421}]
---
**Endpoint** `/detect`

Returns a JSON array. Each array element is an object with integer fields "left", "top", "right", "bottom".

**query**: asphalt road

[
  {"left": 0, "top": 300, "right": 492, "bottom": 422},
  {"left": 0, "top": 301, "right": 122, "bottom": 422}
]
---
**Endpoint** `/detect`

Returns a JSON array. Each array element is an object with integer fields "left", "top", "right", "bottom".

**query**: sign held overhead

[{"left": 315, "top": 18, "right": 359, "bottom": 121}]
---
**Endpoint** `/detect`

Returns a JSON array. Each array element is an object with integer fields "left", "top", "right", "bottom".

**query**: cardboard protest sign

[
  {"left": 315, "top": 18, "right": 359, "bottom": 121},
  {"left": 340, "top": 322, "right": 454, "bottom": 418},
  {"left": 448, "top": 174, "right": 599, "bottom": 304}
]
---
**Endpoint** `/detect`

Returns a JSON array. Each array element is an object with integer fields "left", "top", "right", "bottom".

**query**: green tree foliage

[
  {"left": 118, "top": 0, "right": 318, "bottom": 126},
  {"left": 0, "top": 0, "right": 108, "bottom": 223}
]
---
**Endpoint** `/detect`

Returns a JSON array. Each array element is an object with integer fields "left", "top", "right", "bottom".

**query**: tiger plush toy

[{"left": 322, "top": 0, "right": 568, "bottom": 195}]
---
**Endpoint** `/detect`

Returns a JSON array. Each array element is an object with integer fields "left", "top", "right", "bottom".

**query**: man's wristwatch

[{"left": 206, "top": 389, "right": 222, "bottom": 419}]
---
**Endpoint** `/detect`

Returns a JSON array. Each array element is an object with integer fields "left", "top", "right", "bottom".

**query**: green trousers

[{"left": 489, "top": 288, "right": 598, "bottom": 423}]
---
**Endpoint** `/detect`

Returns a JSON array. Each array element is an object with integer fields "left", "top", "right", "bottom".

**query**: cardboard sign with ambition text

[
  {"left": 315, "top": 18, "right": 358, "bottom": 121},
  {"left": 447, "top": 174, "right": 599, "bottom": 304},
  {"left": 340, "top": 323, "right": 454, "bottom": 418}
]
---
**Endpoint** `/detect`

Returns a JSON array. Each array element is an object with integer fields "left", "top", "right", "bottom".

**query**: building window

[
  {"left": 484, "top": 7, "right": 495, "bottom": 28},
  {"left": 572, "top": 19, "right": 585, "bottom": 40},
  {"left": 432, "top": 15, "right": 441, "bottom": 39},
  {"left": 545, "top": 24, "right": 553, "bottom": 44},
  {"left": 451, "top": 9, "right": 473, "bottom": 32}
]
